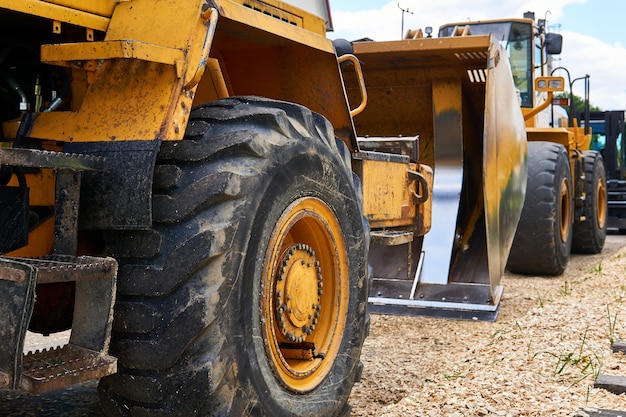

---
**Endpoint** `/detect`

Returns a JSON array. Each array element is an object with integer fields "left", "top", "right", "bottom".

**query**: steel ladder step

[
  {"left": 21, "top": 344, "right": 116, "bottom": 394},
  {"left": 0, "top": 255, "right": 117, "bottom": 393},
  {"left": 370, "top": 230, "right": 414, "bottom": 246},
  {"left": 10, "top": 255, "right": 118, "bottom": 284}
]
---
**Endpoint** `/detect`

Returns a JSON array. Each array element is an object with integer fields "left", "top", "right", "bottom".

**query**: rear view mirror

[{"left": 545, "top": 33, "right": 563, "bottom": 55}]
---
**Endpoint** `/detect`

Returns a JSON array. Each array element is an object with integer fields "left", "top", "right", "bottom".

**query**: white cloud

[
  {"left": 558, "top": 31, "right": 626, "bottom": 110},
  {"left": 330, "top": 1, "right": 578, "bottom": 41}
]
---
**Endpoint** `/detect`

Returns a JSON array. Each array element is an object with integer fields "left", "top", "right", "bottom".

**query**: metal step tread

[
  {"left": 21, "top": 343, "right": 116, "bottom": 394},
  {"left": 370, "top": 230, "right": 414, "bottom": 246},
  {"left": 5, "top": 255, "right": 117, "bottom": 284},
  {"left": 41, "top": 40, "right": 185, "bottom": 68},
  {"left": 0, "top": 147, "right": 105, "bottom": 171}
]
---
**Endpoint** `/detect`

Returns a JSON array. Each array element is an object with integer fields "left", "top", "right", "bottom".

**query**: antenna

[{"left": 398, "top": 3, "right": 414, "bottom": 39}]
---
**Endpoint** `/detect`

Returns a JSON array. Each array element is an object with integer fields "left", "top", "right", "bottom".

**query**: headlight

[
  {"left": 549, "top": 79, "right": 563, "bottom": 89},
  {"left": 535, "top": 76, "right": 565, "bottom": 92}
]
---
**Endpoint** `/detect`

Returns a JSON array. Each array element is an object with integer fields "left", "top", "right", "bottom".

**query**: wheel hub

[
  {"left": 596, "top": 177, "right": 607, "bottom": 229},
  {"left": 275, "top": 244, "right": 322, "bottom": 343},
  {"left": 559, "top": 178, "right": 571, "bottom": 242}
]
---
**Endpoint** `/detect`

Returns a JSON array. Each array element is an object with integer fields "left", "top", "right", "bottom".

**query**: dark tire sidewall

[
  {"left": 507, "top": 141, "right": 573, "bottom": 275},
  {"left": 572, "top": 151, "right": 607, "bottom": 253},
  {"left": 553, "top": 144, "right": 573, "bottom": 269},
  {"left": 231, "top": 148, "right": 367, "bottom": 416}
]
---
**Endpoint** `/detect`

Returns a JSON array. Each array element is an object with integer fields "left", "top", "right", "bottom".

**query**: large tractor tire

[
  {"left": 98, "top": 97, "right": 369, "bottom": 416},
  {"left": 572, "top": 150, "right": 607, "bottom": 254},
  {"left": 507, "top": 141, "right": 573, "bottom": 276}
]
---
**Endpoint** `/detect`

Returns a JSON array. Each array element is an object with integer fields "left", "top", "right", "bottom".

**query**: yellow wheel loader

[
  {"left": 439, "top": 12, "right": 608, "bottom": 276},
  {"left": 0, "top": 0, "right": 525, "bottom": 415}
]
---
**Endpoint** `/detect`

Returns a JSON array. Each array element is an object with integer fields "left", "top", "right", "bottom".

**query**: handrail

[
  {"left": 338, "top": 54, "right": 367, "bottom": 117},
  {"left": 184, "top": 8, "right": 219, "bottom": 91}
]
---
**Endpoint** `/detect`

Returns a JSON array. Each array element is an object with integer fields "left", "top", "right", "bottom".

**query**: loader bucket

[{"left": 343, "top": 35, "right": 527, "bottom": 320}]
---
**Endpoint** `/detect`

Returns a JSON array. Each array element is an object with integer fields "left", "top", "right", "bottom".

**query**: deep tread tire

[
  {"left": 572, "top": 150, "right": 607, "bottom": 254},
  {"left": 98, "top": 97, "right": 369, "bottom": 416},
  {"left": 507, "top": 141, "right": 573, "bottom": 276}
]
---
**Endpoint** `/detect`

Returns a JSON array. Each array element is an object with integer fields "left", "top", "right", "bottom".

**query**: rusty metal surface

[
  {"left": 345, "top": 35, "right": 494, "bottom": 145},
  {"left": 354, "top": 151, "right": 418, "bottom": 228},
  {"left": 351, "top": 35, "right": 493, "bottom": 71},
  {"left": 54, "top": 169, "right": 81, "bottom": 255},
  {"left": 0, "top": 255, "right": 117, "bottom": 395},
  {"left": 0, "top": 148, "right": 105, "bottom": 171},
  {"left": 0, "top": 259, "right": 37, "bottom": 390},
  {"left": 27, "top": 0, "right": 209, "bottom": 142},
  {"left": 358, "top": 136, "right": 419, "bottom": 161},
  {"left": 7, "top": 256, "right": 117, "bottom": 285},
  {"left": 64, "top": 140, "right": 160, "bottom": 230},
  {"left": 20, "top": 344, "right": 116, "bottom": 395},
  {"left": 8, "top": 255, "right": 118, "bottom": 353},
  {"left": 0, "top": 331, "right": 105, "bottom": 415},
  {"left": 1, "top": 147, "right": 105, "bottom": 256},
  {"left": 0, "top": 0, "right": 111, "bottom": 31}
]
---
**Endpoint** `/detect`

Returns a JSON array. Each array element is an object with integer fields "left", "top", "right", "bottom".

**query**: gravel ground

[
  {"left": 348, "top": 233, "right": 626, "bottom": 416},
  {"left": 5, "top": 234, "right": 626, "bottom": 416}
]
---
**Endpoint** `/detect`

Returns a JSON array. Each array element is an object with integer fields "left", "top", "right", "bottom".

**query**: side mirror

[{"left": 545, "top": 33, "right": 563, "bottom": 55}]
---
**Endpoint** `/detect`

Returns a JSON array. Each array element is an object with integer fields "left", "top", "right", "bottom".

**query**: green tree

[{"left": 554, "top": 92, "right": 603, "bottom": 114}]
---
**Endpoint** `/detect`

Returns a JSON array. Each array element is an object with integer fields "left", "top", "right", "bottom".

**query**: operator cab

[{"left": 439, "top": 13, "right": 563, "bottom": 109}]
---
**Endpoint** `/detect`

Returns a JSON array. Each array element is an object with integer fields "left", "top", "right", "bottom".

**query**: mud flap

[{"left": 0, "top": 186, "right": 29, "bottom": 254}]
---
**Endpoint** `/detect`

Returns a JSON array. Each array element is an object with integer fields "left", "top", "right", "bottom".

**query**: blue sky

[
  {"left": 326, "top": 0, "right": 626, "bottom": 110},
  {"left": 558, "top": 1, "right": 622, "bottom": 46}
]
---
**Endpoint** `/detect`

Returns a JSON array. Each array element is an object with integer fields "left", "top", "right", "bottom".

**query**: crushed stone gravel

[{"left": 349, "top": 234, "right": 626, "bottom": 416}]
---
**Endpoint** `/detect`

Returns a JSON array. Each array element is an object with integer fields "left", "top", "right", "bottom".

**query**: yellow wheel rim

[
  {"left": 261, "top": 197, "right": 349, "bottom": 393},
  {"left": 596, "top": 176, "right": 607, "bottom": 230},
  {"left": 559, "top": 178, "right": 571, "bottom": 242}
]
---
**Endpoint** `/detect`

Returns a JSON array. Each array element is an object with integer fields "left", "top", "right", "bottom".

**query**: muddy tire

[
  {"left": 98, "top": 97, "right": 369, "bottom": 416},
  {"left": 507, "top": 141, "right": 573, "bottom": 276},
  {"left": 572, "top": 150, "right": 607, "bottom": 254}
]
